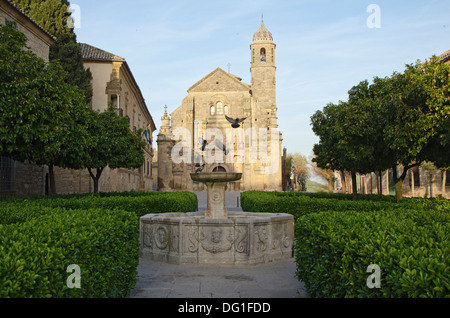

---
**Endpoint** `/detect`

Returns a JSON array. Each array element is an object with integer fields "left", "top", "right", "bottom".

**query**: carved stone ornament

[
  {"left": 154, "top": 225, "right": 169, "bottom": 250},
  {"left": 200, "top": 227, "right": 234, "bottom": 254}
]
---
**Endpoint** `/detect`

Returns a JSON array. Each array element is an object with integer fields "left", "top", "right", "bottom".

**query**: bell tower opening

[{"left": 260, "top": 48, "right": 266, "bottom": 63}]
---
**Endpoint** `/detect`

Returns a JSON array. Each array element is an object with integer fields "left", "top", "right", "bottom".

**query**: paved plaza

[{"left": 129, "top": 192, "right": 309, "bottom": 298}]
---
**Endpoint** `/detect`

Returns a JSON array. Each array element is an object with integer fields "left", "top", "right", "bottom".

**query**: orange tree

[{"left": 0, "top": 24, "right": 92, "bottom": 195}]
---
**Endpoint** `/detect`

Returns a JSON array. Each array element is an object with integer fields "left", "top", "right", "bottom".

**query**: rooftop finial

[{"left": 162, "top": 105, "right": 169, "bottom": 118}]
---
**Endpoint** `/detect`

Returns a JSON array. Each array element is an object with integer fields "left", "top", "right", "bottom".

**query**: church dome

[{"left": 253, "top": 22, "right": 273, "bottom": 42}]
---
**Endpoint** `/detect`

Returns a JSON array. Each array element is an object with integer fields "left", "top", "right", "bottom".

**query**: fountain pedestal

[{"left": 191, "top": 172, "right": 242, "bottom": 219}]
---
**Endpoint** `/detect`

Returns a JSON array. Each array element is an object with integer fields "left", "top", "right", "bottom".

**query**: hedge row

[
  {"left": 295, "top": 208, "right": 449, "bottom": 298},
  {"left": 0, "top": 206, "right": 139, "bottom": 298},
  {"left": 0, "top": 191, "right": 198, "bottom": 298},
  {"left": 269, "top": 191, "right": 398, "bottom": 202},
  {"left": 241, "top": 191, "right": 449, "bottom": 298},
  {"left": 240, "top": 191, "right": 398, "bottom": 221},
  {"left": 4, "top": 191, "right": 198, "bottom": 218}
]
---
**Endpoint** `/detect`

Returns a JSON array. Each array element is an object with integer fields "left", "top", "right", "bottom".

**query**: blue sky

[{"left": 73, "top": 0, "right": 450, "bottom": 159}]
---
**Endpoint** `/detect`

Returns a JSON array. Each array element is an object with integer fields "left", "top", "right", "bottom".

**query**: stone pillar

[
  {"left": 205, "top": 181, "right": 228, "bottom": 219},
  {"left": 157, "top": 134, "right": 175, "bottom": 191},
  {"left": 157, "top": 105, "right": 175, "bottom": 191}
]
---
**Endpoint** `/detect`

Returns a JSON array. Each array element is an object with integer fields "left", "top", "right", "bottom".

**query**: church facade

[{"left": 157, "top": 22, "right": 283, "bottom": 192}]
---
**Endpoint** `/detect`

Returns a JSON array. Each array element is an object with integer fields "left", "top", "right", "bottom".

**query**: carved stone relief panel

[{"left": 200, "top": 226, "right": 234, "bottom": 254}]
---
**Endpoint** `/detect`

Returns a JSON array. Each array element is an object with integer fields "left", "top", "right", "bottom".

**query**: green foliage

[
  {"left": 0, "top": 191, "right": 197, "bottom": 298},
  {"left": 294, "top": 208, "right": 449, "bottom": 298},
  {"left": 11, "top": 0, "right": 93, "bottom": 102},
  {"left": 241, "top": 191, "right": 449, "bottom": 298},
  {"left": 241, "top": 191, "right": 397, "bottom": 222},
  {"left": 0, "top": 206, "right": 139, "bottom": 298},
  {"left": 0, "top": 24, "right": 92, "bottom": 195},
  {"left": 84, "top": 109, "right": 147, "bottom": 193},
  {"left": 26, "top": 191, "right": 198, "bottom": 218},
  {"left": 311, "top": 57, "right": 450, "bottom": 201}
]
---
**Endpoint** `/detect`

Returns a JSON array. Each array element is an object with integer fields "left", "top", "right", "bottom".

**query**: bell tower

[{"left": 250, "top": 20, "right": 277, "bottom": 126}]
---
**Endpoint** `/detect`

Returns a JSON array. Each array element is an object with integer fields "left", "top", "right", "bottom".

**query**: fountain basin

[
  {"left": 140, "top": 211, "right": 294, "bottom": 265},
  {"left": 190, "top": 172, "right": 242, "bottom": 183},
  {"left": 191, "top": 172, "right": 242, "bottom": 219}
]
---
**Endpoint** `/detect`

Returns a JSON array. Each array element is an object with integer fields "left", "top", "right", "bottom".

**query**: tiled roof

[
  {"left": 253, "top": 21, "right": 273, "bottom": 42},
  {"left": 439, "top": 50, "right": 450, "bottom": 63},
  {"left": 79, "top": 43, "right": 125, "bottom": 62}
]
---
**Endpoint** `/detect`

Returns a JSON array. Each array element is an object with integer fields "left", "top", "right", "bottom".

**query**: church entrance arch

[{"left": 212, "top": 166, "right": 227, "bottom": 173}]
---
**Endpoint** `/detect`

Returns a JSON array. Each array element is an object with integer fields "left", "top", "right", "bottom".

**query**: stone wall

[
  {"left": 53, "top": 166, "right": 154, "bottom": 195},
  {"left": 0, "top": 161, "right": 46, "bottom": 197},
  {"left": 0, "top": 1, "right": 54, "bottom": 63}
]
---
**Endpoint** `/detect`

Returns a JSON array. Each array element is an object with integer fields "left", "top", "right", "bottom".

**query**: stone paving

[{"left": 129, "top": 191, "right": 309, "bottom": 298}]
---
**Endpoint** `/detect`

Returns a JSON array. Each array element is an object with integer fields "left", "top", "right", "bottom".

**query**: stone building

[
  {"left": 52, "top": 44, "right": 157, "bottom": 194},
  {"left": 0, "top": 0, "right": 157, "bottom": 196},
  {"left": 0, "top": 0, "right": 56, "bottom": 197},
  {"left": 157, "top": 22, "right": 283, "bottom": 192}
]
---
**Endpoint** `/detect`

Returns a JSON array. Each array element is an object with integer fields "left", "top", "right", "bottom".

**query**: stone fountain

[{"left": 139, "top": 172, "right": 294, "bottom": 265}]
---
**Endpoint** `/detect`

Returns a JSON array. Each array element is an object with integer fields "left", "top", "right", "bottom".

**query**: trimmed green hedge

[
  {"left": 241, "top": 191, "right": 397, "bottom": 221},
  {"left": 0, "top": 206, "right": 139, "bottom": 298},
  {"left": 295, "top": 208, "right": 449, "bottom": 298},
  {"left": 241, "top": 191, "right": 449, "bottom": 298},
  {"left": 0, "top": 191, "right": 198, "bottom": 298},
  {"left": 3, "top": 191, "right": 198, "bottom": 218}
]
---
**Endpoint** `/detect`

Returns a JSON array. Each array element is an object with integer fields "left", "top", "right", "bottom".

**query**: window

[
  {"left": 210, "top": 105, "right": 215, "bottom": 116},
  {"left": 260, "top": 48, "right": 266, "bottom": 63},
  {"left": 110, "top": 94, "right": 118, "bottom": 108},
  {"left": 216, "top": 102, "right": 224, "bottom": 115},
  {"left": 409, "top": 167, "right": 420, "bottom": 187},
  {"left": 224, "top": 105, "right": 229, "bottom": 115}
]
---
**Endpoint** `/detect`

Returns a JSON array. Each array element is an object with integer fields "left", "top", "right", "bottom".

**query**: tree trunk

[
  {"left": 351, "top": 171, "right": 358, "bottom": 201},
  {"left": 395, "top": 178, "right": 403, "bottom": 202},
  {"left": 328, "top": 178, "right": 334, "bottom": 192},
  {"left": 392, "top": 165, "right": 407, "bottom": 203},
  {"left": 93, "top": 177, "right": 99, "bottom": 194},
  {"left": 48, "top": 164, "right": 56, "bottom": 196},
  {"left": 378, "top": 170, "right": 383, "bottom": 195},
  {"left": 340, "top": 170, "right": 347, "bottom": 193},
  {"left": 88, "top": 167, "right": 104, "bottom": 194}
]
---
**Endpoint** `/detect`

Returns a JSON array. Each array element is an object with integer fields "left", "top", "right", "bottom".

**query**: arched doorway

[{"left": 212, "top": 166, "right": 227, "bottom": 173}]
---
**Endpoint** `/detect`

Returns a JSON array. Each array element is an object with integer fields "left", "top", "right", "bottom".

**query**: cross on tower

[{"left": 227, "top": 63, "right": 232, "bottom": 73}]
